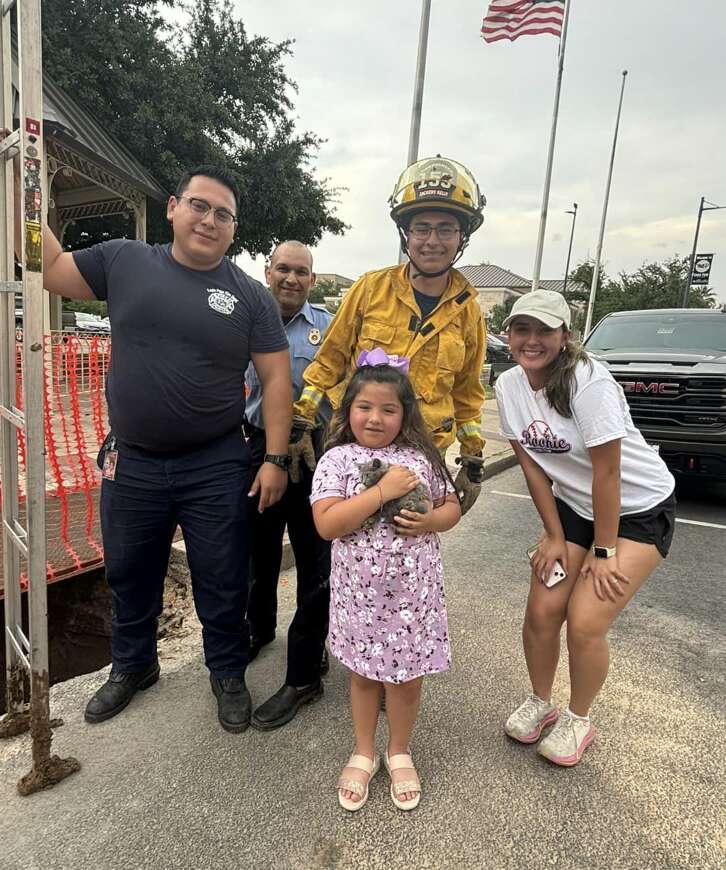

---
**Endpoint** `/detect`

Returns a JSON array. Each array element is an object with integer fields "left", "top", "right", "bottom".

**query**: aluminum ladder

[{"left": 0, "top": 0, "right": 79, "bottom": 794}]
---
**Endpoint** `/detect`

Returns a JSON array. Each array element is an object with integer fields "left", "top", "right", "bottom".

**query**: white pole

[
  {"left": 399, "top": 0, "right": 432, "bottom": 264},
  {"left": 530, "top": 0, "right": 572, "bottom": 292},
  {"left": 407, "top": 0, "right": 431, "bottom": 168},
  {"left": 583, "top": 70, "right": 629, "bottom": 337}
]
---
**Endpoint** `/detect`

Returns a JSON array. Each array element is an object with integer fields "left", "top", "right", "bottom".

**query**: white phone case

[{"left": 527, "top": 546, "right": 568, "bottom": 587}]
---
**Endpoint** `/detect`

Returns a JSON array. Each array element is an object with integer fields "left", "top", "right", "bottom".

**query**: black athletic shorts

[{"left": 554, "top": 491, "right": 677, "bottom": 558}]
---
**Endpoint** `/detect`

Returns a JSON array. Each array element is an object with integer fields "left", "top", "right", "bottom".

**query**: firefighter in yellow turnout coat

[{"left": 291, "top": 156, "right": 488, "bottom": 513}]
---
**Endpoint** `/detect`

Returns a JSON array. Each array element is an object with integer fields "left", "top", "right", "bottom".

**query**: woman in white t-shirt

[{"left": 494, "top": 290, "right": 676, "bottom": 767}]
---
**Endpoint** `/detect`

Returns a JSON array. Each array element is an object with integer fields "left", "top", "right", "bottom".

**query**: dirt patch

[{"left": 1, "top": 547, "right": 194, "bottom": 715}]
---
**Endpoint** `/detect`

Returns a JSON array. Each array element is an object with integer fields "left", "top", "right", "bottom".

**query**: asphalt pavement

[{"left": 1, "top": 467, "right": 724, "bottom": 870}]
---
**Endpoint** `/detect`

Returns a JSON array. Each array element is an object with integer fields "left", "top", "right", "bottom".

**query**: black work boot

[
  {"left": 320, "top": 648, "right": 330, "bottom": 677},
  {"left": 84, "top": 662, "right": 160, "bottom": 724},
  {"left": 210, "top": 676, "right": 252, "bottom": 733},
  {"left": 251, "top": 681, "right": 323, "bottom": 731}
]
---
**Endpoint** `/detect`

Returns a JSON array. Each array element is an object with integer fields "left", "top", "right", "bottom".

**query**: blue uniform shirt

[{"left": 245, "top": 300, "right": 333, "bottom": 430}]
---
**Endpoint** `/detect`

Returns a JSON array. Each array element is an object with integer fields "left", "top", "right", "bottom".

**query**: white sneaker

[
  {"left": 537, "top": 711, "right": 596, "bottom": 766},
  {"left": 504, "top": 694, "right": 559, "bottom": 744}
]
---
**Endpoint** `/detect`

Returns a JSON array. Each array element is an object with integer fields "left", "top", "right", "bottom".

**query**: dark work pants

[
  {"left": 100, "top": 429, "right": 252, "bottom": 679},
  {"left": 247, "top": 429, "right": 331, "bottom": 686}
]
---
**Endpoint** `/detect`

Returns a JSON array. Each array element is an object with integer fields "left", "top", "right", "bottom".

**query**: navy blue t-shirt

[{"left": 73, "top": 240, "right": 288, "bottom": 451}]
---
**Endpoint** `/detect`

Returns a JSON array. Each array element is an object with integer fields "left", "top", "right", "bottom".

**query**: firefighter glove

[
  {"left": 288, "top": 415, "right": 317, "bottom": 484},
  {"left": 454, "top": 454, "right": 485, "bottom": 515}
]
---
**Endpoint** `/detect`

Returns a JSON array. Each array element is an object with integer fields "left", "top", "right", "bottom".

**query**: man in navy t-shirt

[{"left": 40, "top": 165, "right": 293, "bottom": 734}]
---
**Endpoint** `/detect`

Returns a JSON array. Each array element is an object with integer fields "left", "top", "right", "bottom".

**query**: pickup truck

[{"left": 584, "top": 308, "right": 726, "bottom": 480}]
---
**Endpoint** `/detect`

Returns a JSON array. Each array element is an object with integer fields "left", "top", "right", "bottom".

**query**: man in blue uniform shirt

[
  {"left": 244, "top": 241, "right": 334, "bottom": 730},
  {"left": 39, "top": 165, "right": 293, "bottom": 734}
]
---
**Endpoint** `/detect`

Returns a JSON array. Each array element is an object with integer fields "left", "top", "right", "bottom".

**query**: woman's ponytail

[{"left": 545, "top": 340, "right": 591, "bottom": 418}]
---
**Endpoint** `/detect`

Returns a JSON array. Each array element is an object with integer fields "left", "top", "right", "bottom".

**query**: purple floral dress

[{"left": 310, "top": 442, "right": 453, "bottom": 684}]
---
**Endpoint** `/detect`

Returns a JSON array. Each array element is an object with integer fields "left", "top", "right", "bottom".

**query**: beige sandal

[
  {"left": 337, "top": 752, "right": 380, "bottom": 811},
  {"left": 384, "top": 748, "right": 421, "bottom": 811}
]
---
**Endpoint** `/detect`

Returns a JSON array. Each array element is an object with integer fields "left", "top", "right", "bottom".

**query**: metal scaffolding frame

[{"left": 0, "top": 0, "right": 80, "bottom": 794}]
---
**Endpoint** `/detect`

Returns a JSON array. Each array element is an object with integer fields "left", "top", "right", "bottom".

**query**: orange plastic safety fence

[{"left": 0, "top": 332, "right": 111, "bottom": 598}]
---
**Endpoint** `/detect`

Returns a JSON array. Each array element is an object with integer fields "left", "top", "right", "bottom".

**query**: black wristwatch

[
  {"left": 264, "top": 453, "right": 291, "bottom": 471},
  {"left": 592, "top": 545, "right": 617, "bottom": 559}
]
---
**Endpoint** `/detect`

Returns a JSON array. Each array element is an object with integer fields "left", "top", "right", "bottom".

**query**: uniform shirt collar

[{"left": 284, "top": 300, "right": 316, "bottom": 326}]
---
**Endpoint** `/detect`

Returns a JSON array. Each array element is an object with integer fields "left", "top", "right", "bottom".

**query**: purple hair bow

[{"left": 356, "top": 347, "right": 410, "bottom": 374}]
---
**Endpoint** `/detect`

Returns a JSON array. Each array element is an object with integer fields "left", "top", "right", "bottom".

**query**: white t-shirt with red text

[{"left": 495, "top": 360, "right": 675, "bottom": 520}]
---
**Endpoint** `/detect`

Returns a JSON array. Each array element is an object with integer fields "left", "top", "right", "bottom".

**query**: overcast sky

[{"left": 231, "top": 0, "right": 725, "bottom": 303}]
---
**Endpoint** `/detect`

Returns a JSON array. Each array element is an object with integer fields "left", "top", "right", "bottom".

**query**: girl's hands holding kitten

[
  {"left": 393, "top": 502, "right": 435, "bottom": 536},
  {"left": 378, "top": 465, "right": 420, "bottom": 502}
]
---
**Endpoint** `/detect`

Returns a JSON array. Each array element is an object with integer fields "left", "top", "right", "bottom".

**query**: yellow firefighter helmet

[{"left": 389, "top": 156, "right": 485, "bottom": 234}]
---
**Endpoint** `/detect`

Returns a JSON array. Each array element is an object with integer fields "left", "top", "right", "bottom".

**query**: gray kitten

[{"left": 357, "top": 458, "right": 431, "bottom": 527}]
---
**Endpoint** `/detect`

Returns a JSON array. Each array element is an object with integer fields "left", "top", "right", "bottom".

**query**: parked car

[
  {"left": 487, "top": 333, "right": 516, "bottom": 384},
  {"left": 585, "top": 308, "right": 726, "bottom": 480},
  {"left": 62, "top": 311, "right": 111, "bottom": 334}
]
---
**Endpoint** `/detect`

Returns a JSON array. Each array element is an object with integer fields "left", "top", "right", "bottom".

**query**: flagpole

[
  {"left": 399, "top": 0, "right": 432, "bottom": 263},
  {"left": 583, "top": 69, "right": 629, "bottom": 337},
  {"left": 530, "top": 0, "right": 572, "bottom": 293},
  {"left": 407, "top": 0, "right": 432, "bottom": 167}
]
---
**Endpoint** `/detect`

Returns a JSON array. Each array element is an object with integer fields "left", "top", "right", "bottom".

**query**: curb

[{"left": 483, "top": 452, "right": 518, "bottom": 480}]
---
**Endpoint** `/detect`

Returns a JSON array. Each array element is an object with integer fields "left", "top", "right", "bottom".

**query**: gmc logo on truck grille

[{"left": 620, "top": 381, "right": 680, "bottom": 396}]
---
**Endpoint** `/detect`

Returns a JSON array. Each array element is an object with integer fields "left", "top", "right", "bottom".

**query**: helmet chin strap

[{"left": 397, "top": 225, "right": 471, "bottom": 280}]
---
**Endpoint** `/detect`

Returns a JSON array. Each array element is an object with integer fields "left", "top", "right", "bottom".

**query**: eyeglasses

[
  {"left": 178, "top": 195, "right": 237, "bottom": 226},
  {"left": 407, "top": 223, "right": 460, "bottom": 240}
]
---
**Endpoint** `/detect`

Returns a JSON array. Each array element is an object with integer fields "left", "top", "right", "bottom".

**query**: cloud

[{"left": 230, "top": 0, "right": 725, "bottom": 301}]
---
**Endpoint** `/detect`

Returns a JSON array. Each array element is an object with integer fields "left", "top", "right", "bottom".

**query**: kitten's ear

[{"left": 372, "top": 458, "right": 381, "bottom": 469}]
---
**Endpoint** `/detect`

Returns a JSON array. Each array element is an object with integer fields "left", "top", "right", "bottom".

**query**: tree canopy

[
  {"left": 42, "top": 0, "right": 346, "bottom": 256},
  {"left": 487, "top": 256, "right": 716, "bottom": 334},
  {"left": 566, "top": 256, "right": 715, "bottom": 333}
]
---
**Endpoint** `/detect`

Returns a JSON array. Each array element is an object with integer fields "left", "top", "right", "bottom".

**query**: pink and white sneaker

[
  {"left": 504, "top": 694, "right": 559, "bottom": 744},
  {"left": 537, "top": 711, "right": 596, "bottom": 766}
]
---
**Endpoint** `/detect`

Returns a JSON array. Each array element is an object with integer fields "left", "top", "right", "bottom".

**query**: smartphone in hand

[{"left": 527, "top": 546, "right": 567, "bottom": 588}]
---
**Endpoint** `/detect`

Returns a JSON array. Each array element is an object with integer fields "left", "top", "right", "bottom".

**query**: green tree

[
  {"left": 488, "top": 295, "right": 516, "bottom": 333},
  {"left": 311, "top": 278, "right": 340, "bottom": 300},
  {"left": 565, "top": 260, "right": 620, "bottom": 333},
  {"left": 566, "top": 256, "right": 716, "bottom": 333},
  {"left": 42, "top": 0, "right": 346, "bottom": 256},
  {"left": 308, "top": 285, "right": 326, "bottom": 304},
  {"left": 618, "top": 256, "right": 715, "bottom": 310},
  {"left": 63, "top": 299, "right": 108, "bottom": 317}
]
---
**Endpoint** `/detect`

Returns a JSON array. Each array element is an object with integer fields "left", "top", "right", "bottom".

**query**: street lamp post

[
  {"left": 562, "top": 202, "right": 578, "bottom": 294},
  {"left": 681, "top": 197, "right": 726, "bottom": 307}
]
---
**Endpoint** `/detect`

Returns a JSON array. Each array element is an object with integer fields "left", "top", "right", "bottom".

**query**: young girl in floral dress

[{"left": 310, "top": 350, "right": 461, "bottom": 812}]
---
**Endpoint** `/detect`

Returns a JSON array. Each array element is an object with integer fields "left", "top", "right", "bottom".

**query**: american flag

[{"left": 482, "top": 0, "right": 566, "bottom": 43}]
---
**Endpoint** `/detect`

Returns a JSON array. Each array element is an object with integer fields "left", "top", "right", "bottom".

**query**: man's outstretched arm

[
  {"left": 2, "top": 126, "right": 95, "bottom": 300},
  {"left": 41, "top": 224, "right": 97, "bottom": 300}
]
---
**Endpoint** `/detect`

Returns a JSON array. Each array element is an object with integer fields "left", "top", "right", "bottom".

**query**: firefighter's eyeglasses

[
  {"left": 178, "top": 196, "right": 237, "bottom": 226},
  {"left": 407, "top": 223, "right": 460, "bottom": 240}
]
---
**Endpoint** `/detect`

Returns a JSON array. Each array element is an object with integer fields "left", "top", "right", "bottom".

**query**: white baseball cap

[{"left": 502, "top": 289, "right": 571, "bottom": 330}]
